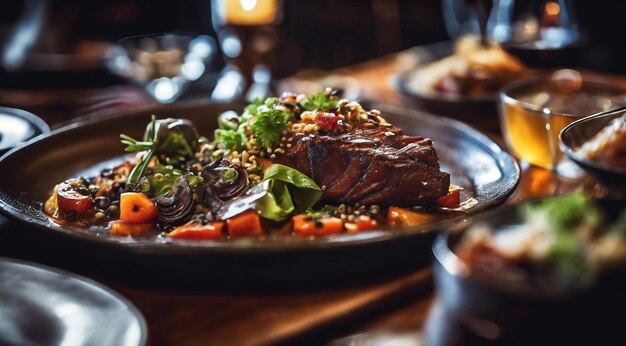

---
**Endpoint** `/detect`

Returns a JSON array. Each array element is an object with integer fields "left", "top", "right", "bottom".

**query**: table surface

[{"left": 0, "top": 48, "right": 622, "bottom": 345}]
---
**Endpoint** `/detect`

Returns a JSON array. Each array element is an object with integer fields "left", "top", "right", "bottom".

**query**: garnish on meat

[{"left": 43, "top": 89, "right": 454, "bottom": 239}]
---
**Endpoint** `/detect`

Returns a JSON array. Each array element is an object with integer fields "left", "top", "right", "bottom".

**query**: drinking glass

[
  {"left": 106, "top": 33, "right": 218, "bottom": 104},
  {"left": 498, "top": 70, "right": 626, "bottom": 175}
]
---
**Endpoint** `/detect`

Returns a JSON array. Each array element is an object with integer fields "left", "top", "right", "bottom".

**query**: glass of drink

[{"left": 498, "top": 70, "right": 626, "bottom": 174}]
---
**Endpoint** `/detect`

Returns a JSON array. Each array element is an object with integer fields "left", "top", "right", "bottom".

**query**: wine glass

[{"left": 106, "top": 33, "right": 218, "bottom": 104}]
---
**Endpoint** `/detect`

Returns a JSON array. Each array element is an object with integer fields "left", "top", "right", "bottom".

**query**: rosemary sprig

[{"left": 121, "top": 115, "right": 157, "bottom": 186}]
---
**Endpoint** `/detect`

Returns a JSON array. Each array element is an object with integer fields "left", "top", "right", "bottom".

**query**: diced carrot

[
  {"left": 293, "top": 215, "right": 344, "bottom": 236},
  {"left": 256, "top": 158, "right": 272, "bottom": 172},
  {"left": 168, "top": 221, "right": 225, "bottom": 240},
  {"left": 388, "top": 207, "right": 435, "bottom": 228},
  {"left": 120, "top": 192, "right": 158, "bottom": 224},
  {"left": 227, "top": 210, "right": 263, "bottom": 237},
  {"left": 110, "top": 220, "right": 153, "bottom": 237},
  {"left": 436, "top": 189, "right": 461, "bottom": 208},
  {"left": 345, "top": 216, "right": 378, "bottom": 234},
  {"left": 57, "top": 181, "right": 92, "bottom": 215}
]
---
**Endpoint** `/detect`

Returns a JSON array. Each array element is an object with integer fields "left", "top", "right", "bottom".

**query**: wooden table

[{"left": 0, "top": 49, "right": 621, "bottom": 345}]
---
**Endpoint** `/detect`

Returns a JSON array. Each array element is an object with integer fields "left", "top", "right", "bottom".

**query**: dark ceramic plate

[
  {"left": 390, "top": 41, "right": 501, "bottom": 132},
  {"left": 560, "top": 109, "right": 626, "bottom": 189},
  {"left": 0, "top": 102, "right": 519, "bottom": 287},
  {"left": 0, "top": 257, "right": 146, "bottom": 346}
]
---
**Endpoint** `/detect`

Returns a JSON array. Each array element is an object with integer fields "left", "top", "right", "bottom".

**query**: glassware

[
  {"left": 106, "top": 33, "right": 217, "bottom": 104},
  {"left": 498, "top": 70, "right": 626, "bottom": 173},
  {"left": 443, "top": 0, "right": 583, "bottom": 52},
  {"left": 488, "top": 0, "right": 581, "bottom": 49},
  {"left": 210, "top": 0, "right": 282, "bottom": 102}
]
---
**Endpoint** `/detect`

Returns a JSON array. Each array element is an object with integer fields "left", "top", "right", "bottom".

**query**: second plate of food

[
  {"left": 392, "top": 37, "right": 531, "bottom": 133},
  {"left": 0, "top": 98, "right": 519, "bottom": 287}
]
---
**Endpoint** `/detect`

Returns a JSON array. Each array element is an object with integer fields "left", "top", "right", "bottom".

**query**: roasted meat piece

[{"left": 275, "top": 124, "right": 450, "bottom": 206}]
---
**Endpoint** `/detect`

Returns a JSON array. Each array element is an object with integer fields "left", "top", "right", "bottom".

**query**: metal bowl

[{"left": 559, "top": 108, "right": 626, "bottom": 189}]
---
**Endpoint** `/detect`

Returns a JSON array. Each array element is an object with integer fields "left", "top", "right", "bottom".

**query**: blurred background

[
  {"left": 1, "top": 0, "right": 624, "bottom": 82},
  {"left": 0, "top": 0, "right": 625, "bottom": 123}
]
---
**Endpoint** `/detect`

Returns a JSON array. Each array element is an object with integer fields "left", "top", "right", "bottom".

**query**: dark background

[{"left": 0, "top": 0, "right": 625, "bottom": 80}]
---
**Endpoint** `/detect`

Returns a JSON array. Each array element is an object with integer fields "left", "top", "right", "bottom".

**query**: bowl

[
  {"left": 498, "top": 72, "right": 626, "bottom": 170},
  {"left": 428, "top": 198, "right": 626, "bottom": 345},
  {"left": 105, "top": 33, "right": 218, "bottom": 103},
  {"left": 560, "top": 108, "right": 626, "bottom": 189}
]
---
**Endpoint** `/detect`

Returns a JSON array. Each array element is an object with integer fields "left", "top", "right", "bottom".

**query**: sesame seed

[
  {"left": 270, "top": 154, "right": 276, "bottom": 159},
  {"left": 286, "top": 144, "right": 292, "bottom": 148},
  {"left": 274, "top": 148, "right": 285, "bottom": 154},
  {"left": 384, "top": 131, "right": 395, "bottom": 137}
]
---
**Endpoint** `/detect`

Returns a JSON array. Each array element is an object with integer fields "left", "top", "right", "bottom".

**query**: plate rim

[
  {"left": 0, "top": 101, "right": 520, "bottom": 254},
  {"left": 0, "top": 256, "right": 147, "bottom": 346}
]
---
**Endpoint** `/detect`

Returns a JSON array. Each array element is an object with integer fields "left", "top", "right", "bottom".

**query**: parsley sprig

[
  {"left": 249, "top": 97, "right": 291, "bottom": 149},
  {"left": 301, "top": 90, "right": 338, "bottom": 111}
]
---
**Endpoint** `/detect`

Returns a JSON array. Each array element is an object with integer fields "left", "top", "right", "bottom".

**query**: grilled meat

[{"left": 275, "top": 123, "right": 450, "bottom": 206}]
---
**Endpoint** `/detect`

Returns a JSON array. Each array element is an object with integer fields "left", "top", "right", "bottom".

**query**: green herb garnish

[
  {"left": 121, "top": 116, "right": 158, "bottom": 186},
  {"left": 301, "top": 90, "right": 338, "bottom": 112},
  {"left": 249, "top": 98, "right": 292, "bottom": 149}
]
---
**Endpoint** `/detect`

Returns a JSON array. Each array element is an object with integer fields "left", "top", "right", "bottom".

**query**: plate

[
  {"left": 0, "top": 257, "right": 146, "bottom": 346},
  {"left": 0, "top": 102, "right": 519, "bottom": 287},
  {"left": 391, "top": 41, "right": 502, "bottom": 133}
]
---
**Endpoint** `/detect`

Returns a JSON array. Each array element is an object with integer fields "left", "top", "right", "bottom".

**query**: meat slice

[{"left": 275, "top": 124, "right": 450, "bottom": 206}]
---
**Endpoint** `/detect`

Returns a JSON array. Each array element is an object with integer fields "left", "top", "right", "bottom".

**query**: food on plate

[
  {"left": 577, "top": 114, "right": 626, "bottom": 169},
  {"left": 407, "top": 36, "right": 527, "bottom": 97},
  {"left": 44, "top": 89, "right": 460, "bottom": 239},
  {"left": 456, "top": 191, "right": 626, "bottom": 286}
]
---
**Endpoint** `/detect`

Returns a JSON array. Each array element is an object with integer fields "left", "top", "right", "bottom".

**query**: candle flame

[{"left": 240, "top": 0, "right": 257, "bottom": 12}]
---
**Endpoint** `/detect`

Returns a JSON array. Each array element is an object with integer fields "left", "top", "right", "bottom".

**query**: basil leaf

[
  {"left": 255, "top": 164, "right": 322, "bottom": 221},
  {"left": 256, "top": 180, "right": 295, "bottom": 221},
  {"left": 263, "top": 164, "right": 322, "bottom": 212}
]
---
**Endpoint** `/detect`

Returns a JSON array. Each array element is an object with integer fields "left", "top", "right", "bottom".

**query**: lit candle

[{"left": 221, "top": 0, "right": 279, "bottom": 26}]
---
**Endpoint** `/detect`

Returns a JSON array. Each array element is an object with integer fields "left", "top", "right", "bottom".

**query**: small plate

[
  {"left": 0, "top": 257, "right": 146, "bottom": 346},
  {"left": 0, "top": 101, "right": 519, "bottom": 287},
  {"left": 391, "top": 42, "right": 500, "bottom": 132}
]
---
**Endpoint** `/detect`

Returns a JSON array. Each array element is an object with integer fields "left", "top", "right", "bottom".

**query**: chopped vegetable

[
  {"left": 110, "top": 221, "right": 153, "bottom": 237},
  {"left": 345, "top": 216, "right": 378, "bottom": 234},
  {"left": 315, "top": 112, "right": 341, "bottom": 131},
  {"left": 388, "top": 207, "right": 435, "bottom": 227},
  {"left": 44, "top": 185, "right": 59, "bottom": 216},
  {"left": 436, "top": 189, "right": 461, "bottom": 208},
  {"left": 120, "top": 192, "right": 158, "bottom": 224},
  {"left": 168, "top": 221, "right": 225, "bottom": 240},
  {"left": 57, "top": 180, "right": 93, "bottom": 215},
  {"left": 227, "top": 210, "right": 263, "bottom": 237},
  {"left": 293, "top": 214, "right": 343, "bottom": 236}
]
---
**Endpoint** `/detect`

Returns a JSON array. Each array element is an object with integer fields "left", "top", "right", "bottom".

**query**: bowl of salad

[{"left": 429, "top": 192, "right": 626, "bottom": 344}]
